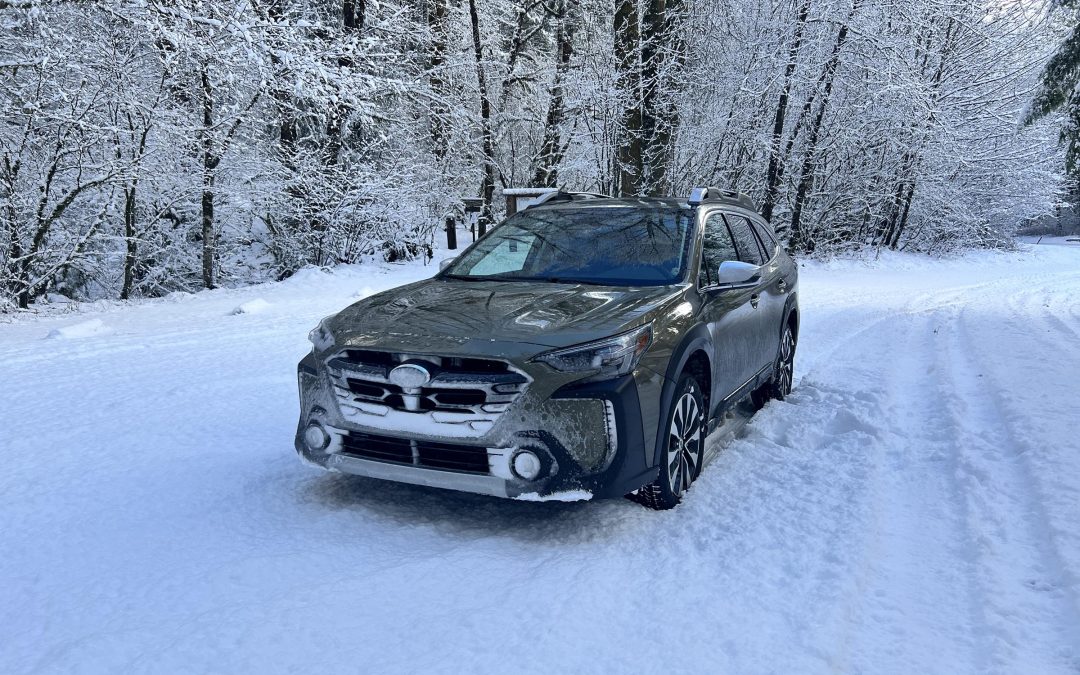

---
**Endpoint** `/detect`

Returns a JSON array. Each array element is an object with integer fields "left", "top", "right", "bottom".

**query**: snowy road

[{"left": 3, "top": 244, "right": 1080, "bottom": 674}]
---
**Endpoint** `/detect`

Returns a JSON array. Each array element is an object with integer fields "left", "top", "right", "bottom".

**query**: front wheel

[{"left": 635, "top": 373, "right": 706, "bottom": 510}]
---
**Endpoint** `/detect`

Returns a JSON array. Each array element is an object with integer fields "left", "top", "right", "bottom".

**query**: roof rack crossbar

[
  {"left": 527, "top": 190, "right": 612, "bottom": 208},
  {"left": 687, "top": 186, "right": 756, "bottom": 211}
]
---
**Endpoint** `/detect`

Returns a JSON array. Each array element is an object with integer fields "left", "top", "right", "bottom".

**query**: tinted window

[
  {"left": 699, "top": 214, "right": 738, "bottom": 287},
  {"left": 756, "top": 222, "right": 778, "bottom": 247},
  {"left": 753, "top": 221, "right": 779, "bottom": 259},
  {"left": 725, "top": 214, "right": 765, "bottom": 266},
  {"left": 444, "top": 204, "right": 692, "bottom": 286}
]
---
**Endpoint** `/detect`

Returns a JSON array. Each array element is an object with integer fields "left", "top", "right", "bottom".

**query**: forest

[{"left": 0, "top": 0, "right": 1070, "bottom": 309}]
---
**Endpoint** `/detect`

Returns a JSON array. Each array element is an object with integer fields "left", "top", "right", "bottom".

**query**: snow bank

[
  {"left": 42, "top": 293, "right": 72, "bottom": 305},
  {"left": 165, "top": 291, "right": 194, "bottom": 303},
  {"left": 229, "top": 298, "right": 272, "bottom": 316},
  {"left": 284, "top": 266, "right": 334, "bottom": 286},
  {"left": 45, "top": 318, "right": 111, "bottom": 340}
]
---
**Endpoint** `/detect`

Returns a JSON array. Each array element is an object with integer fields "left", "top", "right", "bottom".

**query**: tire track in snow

[
  {"left": 1005, "top": 273, "right": 1080, "bottom": 351},
  {"left": 976, "top": 278, "right": 1080, "bottom": 603},
  {"left": 685, "top": 382, "right": 884, "bottom": 672},
  {"left": 797, "top": 279, "right": 1008, "bottom": 380},
  {"left": 805, "top": 293, "right": 990, "bottom": 672},
  {"left": 937, "top": 298, "right": 1080, "bottom": 672}
]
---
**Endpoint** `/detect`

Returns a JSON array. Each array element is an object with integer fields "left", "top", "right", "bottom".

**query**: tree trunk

[
  {"left": 788, "top": 1, "right": 858, "bottom": 251},
  {"left": 534, "top": 0, "right": 574, "bottom": 187},
  {"left": 427, "top": 0, "right": 450, "bottom": 160},
  {"left": 343, "top": 0, "right": 365, "bottom": 31},
  {"left": 761, "top": 0, "right": 811, "bottom": 222},
  {"left": 200, "top": 64, "right": 217, "bottom": 289},
  {"left": 614, "top": 0, "right": 642, "bottom": 196},
  {"left": 469, "top": 0, "right": 496, "bottom": 234},
  {"left": 121, "top": 186, "right": 137, "bottom": 300},
  {"left": 327, "top": 1, "right": 366, "bottom": 166},
  {"left": 3, "top": 156, "right": 25, "bottom": 306},
  {"left": 260, "top": 0, "right": 297, "bottom": 151},
  {"left": 499, "top": 1, "right": 536, "bottom": 110},
  {"left": 639, "top": 0, "right": 664, "bottom": 193},
  {"left": 640, "top": 0, "right": 685, "bottom": 195},
  {"left": 889, "top": 181, "right": 916, "bottom": 249}
]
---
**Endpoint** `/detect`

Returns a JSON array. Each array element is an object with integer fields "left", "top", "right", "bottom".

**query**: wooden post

[{"left": 445, "top": 216, "right": 457, "bottom": 250}]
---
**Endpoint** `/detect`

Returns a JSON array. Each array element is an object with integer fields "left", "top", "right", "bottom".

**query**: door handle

[
  {"left": 750, "top": 293, "right": 760, "bottom": 308},
  {"left": 777, "top": 278, "right": 787, "bottom": 293}
]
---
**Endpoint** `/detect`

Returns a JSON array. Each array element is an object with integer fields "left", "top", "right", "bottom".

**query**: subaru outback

[{"left": 295, "top": 187, "right": 799, "bottom": 509}]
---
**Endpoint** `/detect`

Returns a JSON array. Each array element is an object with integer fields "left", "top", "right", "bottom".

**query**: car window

[
  {"left": 445, "top": 205, "right": 693, "bottom": 286},
  {"left": 756, "top": 222, "right": 778, "bottom": 247},
  {"left": 725, "top": 214, "right": 765, "bottom": 266},
  {"left": 468, "top": 234, "right": 537, "bottom": 275},
  {"left": 699, "top": 213, "right": 739, "bottom": 287},
  {"left": 753, "top": 221, "right": 779, "bottom": 259}
]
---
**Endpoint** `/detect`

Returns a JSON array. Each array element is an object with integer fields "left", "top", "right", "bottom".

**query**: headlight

[
  {"left": 308, "top": 316, "right": 336, "bottom": 351},
  {"left": 533, "top": 324, "right": 652, "bottom": 383}
]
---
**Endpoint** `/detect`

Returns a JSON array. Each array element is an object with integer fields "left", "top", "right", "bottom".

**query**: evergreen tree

[{"left": 1023, "top": 1, "right": 1080, "bottom": 192}]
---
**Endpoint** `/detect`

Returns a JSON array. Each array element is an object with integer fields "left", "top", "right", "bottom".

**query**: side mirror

[
  {"left": 716, "top": 260, "right": 759, "bottom": 286},
  {"left": 439, "top": 257, "right": 456, "bottom": 272}
]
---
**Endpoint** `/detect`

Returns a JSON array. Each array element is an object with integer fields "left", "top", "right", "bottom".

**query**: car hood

[{"left": 326, "top": 277, "right": 684, "bottom": 355}]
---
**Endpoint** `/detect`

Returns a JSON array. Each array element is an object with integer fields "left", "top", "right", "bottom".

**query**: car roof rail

[
  {"left": 687, "top": 186, "right": 757, "bottom": 211},
  {"left": 527, "top": 190, "right": 612, "bottom": 208}
]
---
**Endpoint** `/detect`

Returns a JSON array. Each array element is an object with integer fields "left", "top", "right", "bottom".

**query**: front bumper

[
  {"left": 294, "top": 351, "right": 660, "bottom": 500},
  {"left": 325, "top": 445, "right": 518, "bottom": 498}
]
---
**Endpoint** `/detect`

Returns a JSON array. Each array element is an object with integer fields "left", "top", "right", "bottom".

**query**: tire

[
  {"left": 770, "top": 322, "right": 796, "bottom": 401},
  {"left": 635, "top": 372, "right": 706, "bottom": 510},
  {"left": 751, "top": 321, "right": 796, "bottom": 407}
]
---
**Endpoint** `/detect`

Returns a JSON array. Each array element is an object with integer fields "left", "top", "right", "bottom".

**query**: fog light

[
  {"left": 304, "top": 423, "right": 330, "bottom": 451},
  {"left": 511, "top": 450, "right": 542, "bottom": 481}
]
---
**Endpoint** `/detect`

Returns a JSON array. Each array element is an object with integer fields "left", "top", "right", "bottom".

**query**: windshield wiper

[
  {"left": 444, "top": 273, "right": 638, "bottom": 286},
  {"left": 532, "top": 276, "right": 615, "bottom": 286},
  {"left": 442, "top": 273, "right": 529, "bottom": 283}
]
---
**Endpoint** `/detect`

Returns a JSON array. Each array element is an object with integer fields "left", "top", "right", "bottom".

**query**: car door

[
  {"left": 746, "top": 217, "right": 790, "bottom": 362},
  {"left": 724, "top": 213, "right": 780, "bottom": 373},
  {"left": 697, "top": 211, "right": 761, "bottom": 407}
]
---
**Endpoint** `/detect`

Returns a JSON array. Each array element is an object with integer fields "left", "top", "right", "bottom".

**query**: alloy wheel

[
  {"left": 667, "top": 385, "right": 704, "bottom": 496},
  {"left": 776, "top": 327, "right": 795, "bottom": 398}
]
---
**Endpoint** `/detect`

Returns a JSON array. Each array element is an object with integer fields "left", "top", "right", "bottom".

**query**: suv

[{"left": 295, "top": 187, "right": 798, "bottom": 509}]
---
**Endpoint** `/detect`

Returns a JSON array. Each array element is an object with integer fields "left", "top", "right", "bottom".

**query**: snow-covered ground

[{"left": 2, "top": 242, "right": 1080, "bottom": 674}]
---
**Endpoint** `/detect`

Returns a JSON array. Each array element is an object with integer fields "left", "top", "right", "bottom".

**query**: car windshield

[{"left": 443, "top": 204, "right": 692, "bottom": 286}]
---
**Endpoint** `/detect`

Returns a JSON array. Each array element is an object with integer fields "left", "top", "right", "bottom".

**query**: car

[{"left": 294, "top": 187, "right": 799, "bottom": 509}]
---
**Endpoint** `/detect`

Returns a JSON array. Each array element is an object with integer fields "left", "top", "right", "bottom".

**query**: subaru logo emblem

[{"left": 388, "top": 363, "right": 431, "bottom": 390}]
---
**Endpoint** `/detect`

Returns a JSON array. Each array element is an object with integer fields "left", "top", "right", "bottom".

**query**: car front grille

[
  {"left": 325, "top": 349, "right": 531, "bottom": 437},
  {"left": 340, "top": 431, "right": 490, "bottom": 474},
  {"left": 342, "top": 377, "right": 491, "bottom": 413}
]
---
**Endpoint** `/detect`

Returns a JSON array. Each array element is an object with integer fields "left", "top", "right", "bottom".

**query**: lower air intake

[{"left": 341, "top": 431, "right": 491, "bottom": 475}]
